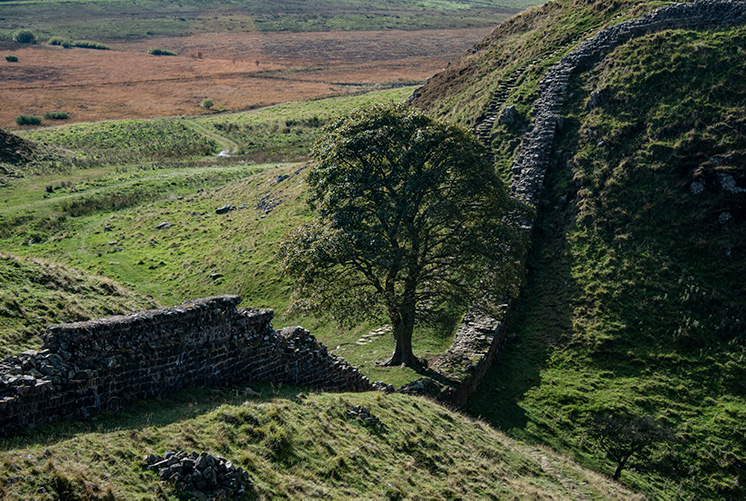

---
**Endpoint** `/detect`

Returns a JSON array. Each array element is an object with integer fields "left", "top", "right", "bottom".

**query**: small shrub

[
  {"left": 71, "top": 40, "right": 110, "bottom": 50},
  {"left": 13, "top": 30, "right": 36, "bottom": 44},
  {"left": 147, "top": 47, "right": 177, "bottom": 56},
  {"left": 201, "top": 98, "right": 214, "bottom": 110},
  {"left": 44, "top": 111, "right": 70, "bottom": 120},
  {"left": 48, "top": 37, "right": 67, "bottom": 46},
  {"left": 4, "top": 55, "right": 18, "bottom": 62},
  {"left": 15, "top": 114, "right": 42, "bottom": 126}
]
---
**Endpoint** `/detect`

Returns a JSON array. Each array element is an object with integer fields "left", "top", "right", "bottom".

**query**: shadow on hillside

[
  {"left": 466, "top": 202, "right": 577, "bottom": 433},
  {"left": 466, "top": 107, "right": 583, "bottom": 433},
  {"left": 0, "top": 383, "right": 310, "bottom": 450}
]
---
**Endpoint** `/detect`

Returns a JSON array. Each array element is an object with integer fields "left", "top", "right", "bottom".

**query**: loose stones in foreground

[{"left": 145, "top": 451, "right": 252, "bottom": 500}]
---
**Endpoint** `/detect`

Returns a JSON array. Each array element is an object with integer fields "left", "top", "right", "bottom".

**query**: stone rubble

[
  {"left": 145, "top": 451, "right": 252, "bottom": 500},
  {"left": 345, "top": 404, "right": 385, "bottom": 429}
]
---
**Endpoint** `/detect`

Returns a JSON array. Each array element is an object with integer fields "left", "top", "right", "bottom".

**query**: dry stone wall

[
  {"left": 430, "top": 0, "right": 746, "bottom": 407},
  {"left": 0, "top": 296, "right": 373, "bottom": 436}
]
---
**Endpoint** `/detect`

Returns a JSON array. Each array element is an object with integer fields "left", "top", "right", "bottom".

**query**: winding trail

[{"left": 183, "top": 119, "right": 240, "bottom": 157}]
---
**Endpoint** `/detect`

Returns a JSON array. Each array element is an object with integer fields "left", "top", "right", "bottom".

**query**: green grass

[
  {"left": 468, "top": 25, "right": 746, "bottom": 499},
  {"left": 0, "top": 0, "right": 540, "bottom": 41},
  {"left": 414, "top": 0, "right": 666, "bottom": 135},
  {"left": 4, "top": 88, "right": 459, "bottom": 387},
  {"left": 0, "top": 162, "right": 452, "bottom": 387},
  {"left": 21, "top": 118, "right": 219, "bottom": 164},
  {"left": 0, "top": 252, "right": 158, "bottom": 358},
  {"left": 0, "top": 385, "right": 636, "bottom": 499},
  {"left": 193, "top": 87, "right": 416, "bottom": 163}
]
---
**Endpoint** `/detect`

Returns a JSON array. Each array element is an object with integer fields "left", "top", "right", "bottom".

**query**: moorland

[{"left": 0, "top": 0, "right": 539, "bottom": 127}]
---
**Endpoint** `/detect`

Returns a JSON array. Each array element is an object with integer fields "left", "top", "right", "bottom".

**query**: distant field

[
  {"left": 0, "top": 0, "right": 539, "bottom": 39},
  {"left": 0, "top": 0, "right": 549, "bottom": 128},
  {"left": 0, "top": 27, "right": 496, "bottom": 128}
]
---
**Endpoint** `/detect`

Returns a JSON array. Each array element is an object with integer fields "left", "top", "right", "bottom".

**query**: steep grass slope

[
  {"left": 0, "top": 387, "right": 638, "bottom": 499},
  {"left": 411, "top": 1, "right": 746, "bottom": 498},
  {"left": 0, "top": 252, "right": 158, "bottom": 357}
]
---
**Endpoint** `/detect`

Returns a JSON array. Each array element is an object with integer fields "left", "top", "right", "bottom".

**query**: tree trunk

[
  {"left": 612, "top": 455, "right": 630, "bottom": 481},
  {"left": 381, "top": 303, "right": 422, "bottom": 370}
]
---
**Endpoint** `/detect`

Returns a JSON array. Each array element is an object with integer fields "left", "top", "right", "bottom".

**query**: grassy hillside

[
  {"left": 0, "top": 386, "right": 638, "bottom": 499},
  {"left": 0, "top": 0, "right": 545, "bottom": 41},
  {"left": 448, "top": 11, "right": 746, "bottom": 500},
  {"left": 2, "top": 88, "right": 454, "bottom": 386},
  {"left": 413, "top": 0, "right": 662, "bottom": 124},
  {"left": 0, "top": 252, "right": 158, "bottom": 357}
]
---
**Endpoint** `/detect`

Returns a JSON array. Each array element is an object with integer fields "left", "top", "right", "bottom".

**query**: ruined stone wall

[
  {"left": 431, "top": 0, "right": 746, "bottom": 407},
  {"left": 0, "top": 296, "right": 372, "bottom": 436}
]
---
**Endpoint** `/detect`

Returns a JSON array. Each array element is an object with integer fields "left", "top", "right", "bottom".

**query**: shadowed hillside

[{"left": 0, "top": 128, "right": 34, "bottom": 165}]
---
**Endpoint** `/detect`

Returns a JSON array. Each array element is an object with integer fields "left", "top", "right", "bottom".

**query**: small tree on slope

[{"left": 278, "top": 103, "right": 525, "bottom": 370}]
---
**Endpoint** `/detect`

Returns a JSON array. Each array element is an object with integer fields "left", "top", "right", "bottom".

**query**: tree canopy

[{"left": 278, "top": 103, "right": 525, "bottom": 369}]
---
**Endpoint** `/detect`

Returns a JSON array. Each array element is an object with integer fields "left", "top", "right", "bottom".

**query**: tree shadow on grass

[{"left": 0, "top": 382, "right": 312, "bottom": 450}]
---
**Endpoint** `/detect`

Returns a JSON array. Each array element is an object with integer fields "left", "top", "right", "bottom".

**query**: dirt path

[{"left": 183, "top": 119, "right": 239, "bottom": 157}]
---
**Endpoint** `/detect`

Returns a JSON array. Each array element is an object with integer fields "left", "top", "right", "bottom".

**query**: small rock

[
  {"left": 587, "top": 90, "right": 604, "bottom": 109},
  {"left": 181, "top": 458, "right": 195, "bottom": 473},
  {"left": 215, "top": 205, "right": 232, "bottom": 215},
  {"left": 499, "top": 105, "right": 519, "bottom": 126},
  {"left": 719, "top": 212, "right": 732, "bottom": 225},
  {"left": 690, "top": 180, "right": 705, "bottom": 195},
  {"left": 717, "top": 172, "right": 746, "bottom": 194},
  {"left": 155, "top": 222, "right": 172, "bottom": 230}
]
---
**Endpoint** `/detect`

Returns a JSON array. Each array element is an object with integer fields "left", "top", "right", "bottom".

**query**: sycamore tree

[{"left": 278, "top": 103, "right": 525, "bottom": 370}]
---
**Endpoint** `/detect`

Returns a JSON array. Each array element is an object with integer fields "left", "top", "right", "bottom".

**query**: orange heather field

[{"left": 0, "top": 27, "right": 492, "bottom": 128}]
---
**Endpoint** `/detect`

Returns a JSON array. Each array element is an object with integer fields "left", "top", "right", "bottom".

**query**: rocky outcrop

[{"left": 0, "top": 296, "right": 373, "bottom": 436}]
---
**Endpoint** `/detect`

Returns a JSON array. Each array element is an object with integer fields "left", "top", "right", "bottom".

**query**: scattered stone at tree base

[
  {"left": 372, "top": 381, "right": 395, "bottom": 394},
  {"left": 398, "top": 377, "right": 446, "bottom": 399},
  {"left": 145, "top": 451, "right": 253, "bottom": 500}
]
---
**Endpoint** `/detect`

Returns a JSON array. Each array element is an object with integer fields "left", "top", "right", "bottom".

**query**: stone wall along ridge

[
  {"left": 0, "top": 296, "right": 373, "bottom": 436},
  {"left": 511, "top": 0, "right": 746, "bottom": 205},
  {"left": 429, "top": 0, "right": 746, "bottom": 407}
]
